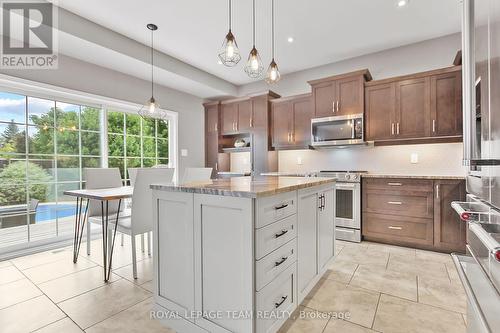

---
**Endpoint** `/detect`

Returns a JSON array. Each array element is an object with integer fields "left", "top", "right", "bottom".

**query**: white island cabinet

[{"left": 150, "top": 176, "right": 335, "bottom": 333}]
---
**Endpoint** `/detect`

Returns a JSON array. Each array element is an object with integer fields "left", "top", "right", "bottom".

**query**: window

[
  {"left": 107, "top": 110, "right": 169, "bottom": 182},
  {"left": 0, "top": 91, "right": 103, "bottom": 248},
  {"left": 0, "top": 85, "right": 174, "bottom": 254}
]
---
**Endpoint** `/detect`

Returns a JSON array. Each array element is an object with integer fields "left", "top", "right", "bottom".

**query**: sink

[{"left": 481, "top": 223, "right": 500, "bottom": 234}]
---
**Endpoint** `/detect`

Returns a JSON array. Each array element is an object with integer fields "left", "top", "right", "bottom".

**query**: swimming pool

[{"left": 35, "top": 204, "right": 76, "bottom": 223}]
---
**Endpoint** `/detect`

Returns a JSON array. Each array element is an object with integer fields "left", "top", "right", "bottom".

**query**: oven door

[{"left": 335, "top": 183, "right": 360, "bottom": 229}]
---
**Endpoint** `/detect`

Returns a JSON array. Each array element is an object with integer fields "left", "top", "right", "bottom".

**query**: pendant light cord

[
  {"left": 272, "top": 0, "right": 275, "bottom": 59},
  {"left": 151, "top": 28, "right": 154, "bottom": 98},
  {"left": 252, "top": 0, "right": 256, "bottom": 47},
  {"left": 229, "top": 0, "right": 232, "bottom": 31}
]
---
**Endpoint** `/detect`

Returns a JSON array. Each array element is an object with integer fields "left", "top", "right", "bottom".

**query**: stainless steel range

[{"left": 319, "top": 171, "right": 367, "bottom": 242}]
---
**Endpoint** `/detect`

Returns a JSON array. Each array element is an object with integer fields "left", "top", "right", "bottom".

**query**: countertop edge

[
  {"left": 151, "top": 178, "right": 336, "bottom": 198},
  {"left": 361, "top": 174, "right": 466, "bottom": 180}
]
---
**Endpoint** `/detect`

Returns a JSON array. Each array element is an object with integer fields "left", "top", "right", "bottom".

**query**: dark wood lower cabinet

[
  {"left": 433, "top": 180, "right": 466, "bottom": 252},
  {"left": 362, "top": 177, "right": 466, "bottom": 253}
]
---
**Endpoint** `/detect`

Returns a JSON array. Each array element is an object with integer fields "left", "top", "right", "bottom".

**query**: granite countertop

[
  {"left": 151, "top": 176, "right": 335, "bottom": 198},
  {"left": 260, "top": 171, "right": 318, "bottom": 177},
  {"left": 361, "top": 174, "right": 466, "bottom": 180}
]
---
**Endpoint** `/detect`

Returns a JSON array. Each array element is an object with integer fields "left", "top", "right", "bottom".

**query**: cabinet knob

[
  {"left": 391, "top": 123, "right": 395, "bottom": 135},
  {"left": 336, "top": 100, "right": 340, "bottom": 112},
  {"left": 332, "top": 101, "right": 335, "bottom": 113},
  {"left": 388, "top": 226, "right": 403, "bottom": 230},
  {"left": 436, "top": 184, "right": 440, "bottom": 199},
  {"left": 432, "top": 119, "right": 436, "bottom": 133},
  {"left": 396, "top": 122, "right": 400, "bottom": 135}
]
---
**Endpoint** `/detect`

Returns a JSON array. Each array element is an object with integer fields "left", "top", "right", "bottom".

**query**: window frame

[{"left": 0, "top": 74, "right": 178, "bottom": 255}]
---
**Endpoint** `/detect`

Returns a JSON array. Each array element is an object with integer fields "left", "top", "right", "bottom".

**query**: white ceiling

[{"left": 56, "top": 0, "right": 462, "bottom": 86}]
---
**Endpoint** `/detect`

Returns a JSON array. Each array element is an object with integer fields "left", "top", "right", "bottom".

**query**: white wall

[
  {"left": 237, "top": 33, "right": 465, "bottom": 176},
  {"left": 0, "top": 54, "right": 205, "bottom": 175}
]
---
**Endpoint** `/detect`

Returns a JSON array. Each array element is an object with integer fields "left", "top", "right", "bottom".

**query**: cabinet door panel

[
  {"left": 318, "top": 188, "right": 335, "bottom": 270},
  {"left": 434, "top": 180, "right": 466, "bottom": 252},
  {"left": 292, "top": 98, "right": 312, "bottom": 146},
  {"left": 336, "top": 76, "right": 363, "bottom": 116},
  {"left": 396, "top": 78, "right": 430, "bottom": 138},
  {"left": 272, "top": 102, "right": 292, "bottom": 147},
  {"left": 365, "top": 83, "right": 396, "bottom": 141},
  {"left": 221, "top": 103, "right": 236, "bottom": 134},
  {"left": 156, "top": 192, "right": 195, "bottom": 316},
  {"left": 313, "top": 82, "right": 335, "bottom": 118},
  {"left": 297, "top": 191, "right": 318, "bottom": 295},
  {"left": 237, "top": 99, "right": 253, "bottom": 132},
  {"left": 206, "top": 104, "right": 219, "bottom": 134},
  {"left": 430, "top": 71, "right": 462, "bottom": 137},
  {"left": 194, "top": 194, "right": 253, "bottom": 333}
]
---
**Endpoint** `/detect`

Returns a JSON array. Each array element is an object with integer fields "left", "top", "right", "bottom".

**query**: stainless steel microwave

[{"left": 311, "top": 113, "right": 364, "bottom": 147}]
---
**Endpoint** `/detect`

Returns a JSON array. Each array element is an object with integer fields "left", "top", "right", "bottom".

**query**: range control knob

[{"left": 351, "top": 174, "right": 358, "bottom": 181}]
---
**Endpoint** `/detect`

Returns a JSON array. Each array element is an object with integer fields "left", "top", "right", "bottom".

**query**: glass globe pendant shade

[
  {"left": 138, "top": 96, "right": 167, "bottom": 121},
  {"left": 244, "top": 47, "right": 264, "bottom": 78},
  {"left": 265, "top": 59, "right": 281, "bottom": 84},
  {"left": 218, "top": 30, "right": 241, "bottom": 67}
]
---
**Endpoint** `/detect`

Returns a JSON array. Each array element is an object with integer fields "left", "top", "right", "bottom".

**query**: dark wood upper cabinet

[
  {"left": 237, "top": 99, "right": 253, "bottom": 132},
  {"left": 292, "top": 96, "right": 313, "bottom": 147},
  {"left": 221, "top": 102, "right": 237, "bottom": 134},
  {"left": 311, "top": 81, "right": 335, "bottom": 118},
  {"left": 433, "top": 179, "right": 466, "bottom": 252},
  {"left": 309, "top": 69, "right": 371, "bottom": 118},
  {"left": 336, "top": 75, "right": 365, "bottom": 116},
  {"left": 430, "top": 71, "right": 462, "bottom": 137},
  {"left": 365, "top": 66, "right": 462, "bottom": 145},
  {"left": 395, "top": 77, "right": 430, "bottom": 139},
  {"left": 365, "top": 83, "right": 396, "bottom": 141},
  {"left": 271, "top": 100, "right": 293, "bottom": 148},
  {"left": 271, "top": 94, "right": 312, "bottom": 149}
]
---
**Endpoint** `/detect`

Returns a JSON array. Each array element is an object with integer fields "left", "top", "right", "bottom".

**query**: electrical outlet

[
  {"left": 297, "top": 157, "right": 303, "bottom": 165},
  {"left": 181, "top": 149, "right": 188, "bottom": 157},
  {"left": 410, "top": 153, "right": 418, "bottom": 164}
]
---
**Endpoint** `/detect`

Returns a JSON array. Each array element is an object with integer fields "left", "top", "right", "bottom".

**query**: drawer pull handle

[
  {"left": 388, "top": 226, "right": 403, "bottom": 230},
  {"left": 387, "top": 201, "right": 402, "bottom": 205},
  {"left": 274, "top": 229, "right": 289, "bottom": 238},
  {"left": 274, "top": 295, "right": 288, "bottom": 309},
  {"left": 388, "top": 182, "right": 402, "bottom": 186},
  {"left": 274, "top": 203, "right": 289, "bottom": 210},
  {"left": 275, "top": 256, "right": 288, "bottom": 267}
]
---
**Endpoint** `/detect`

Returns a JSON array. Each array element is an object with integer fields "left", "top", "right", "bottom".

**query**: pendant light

[
  {"left": 244, "top": 0, "right": 264, "bottom": 78},
  {"left": 218, "top": 0, "right": 241, "bottom": 66},
  {"left": 139, "top": 23, "right": 166, "bottom": 120},
  {"left": 265, "top": 0, "right": 280, "bottom": 84}
]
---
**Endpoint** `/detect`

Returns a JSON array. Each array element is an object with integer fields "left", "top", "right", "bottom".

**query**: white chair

[
  {"left": 84, "top": 168, "right": 125, "bottom": 256},
  {"left": 181, "top": 167, "right": 213, "bottom": 183},
  {"left": 100, "top": 168, "right": 174, "bottom": 278}
]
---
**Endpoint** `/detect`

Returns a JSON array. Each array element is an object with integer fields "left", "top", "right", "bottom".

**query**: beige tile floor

[{"left": 0, "top": 238, "right": 467, "bottom": 333}]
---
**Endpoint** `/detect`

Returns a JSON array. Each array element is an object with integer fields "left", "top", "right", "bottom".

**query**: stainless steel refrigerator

[{"left": 452, "top": 1, "right": 500, "bottom": 332}]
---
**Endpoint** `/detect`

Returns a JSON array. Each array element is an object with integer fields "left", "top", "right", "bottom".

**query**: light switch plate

[
  {"left": 181, "top": 149, "right": 188, "bottom": 157},
  {"left": 410, "top": 153, "right": 418, "bottom": 164},
  {"left": 297, "top": 157, "right": 303, "bottom": 165}
]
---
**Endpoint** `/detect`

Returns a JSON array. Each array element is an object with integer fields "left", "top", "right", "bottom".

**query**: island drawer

[
  {"left": 256, "top": 263, "right": 297, "bottom": 333},
  {"left": 256, "top": 214, "right": 297, "bottom": 260},
  {"left": 256, "top": 238, "right": 296, "bottom": 291},
  {"left": 256, "top": 191, "right": 297, "bottom": 229}
]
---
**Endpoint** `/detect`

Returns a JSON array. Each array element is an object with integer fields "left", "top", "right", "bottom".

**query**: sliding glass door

[{"left": 0, "top": 92, "right": 103, "bottom": 250}]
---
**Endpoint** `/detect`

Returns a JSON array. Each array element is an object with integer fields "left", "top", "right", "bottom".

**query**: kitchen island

[{"left": 150, "top": 176, "right": 336, "bottom": 333}]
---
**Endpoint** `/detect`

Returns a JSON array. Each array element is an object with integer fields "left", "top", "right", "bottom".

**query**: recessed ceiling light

[
  {"left": 397, "top": 0, "right": 409, "bottom": 7},
  {"left": 287, "top": 37, "right": 294, "bottom": 43}
]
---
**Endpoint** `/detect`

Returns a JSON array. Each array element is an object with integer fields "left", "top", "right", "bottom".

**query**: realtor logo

[{"left": 1, "top": 0, "right": 58, "bottom": 69}]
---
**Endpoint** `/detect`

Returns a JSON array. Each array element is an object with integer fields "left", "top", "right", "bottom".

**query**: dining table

[{"left": 64, "top": 186, "right": 133, "bottom": 281}]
